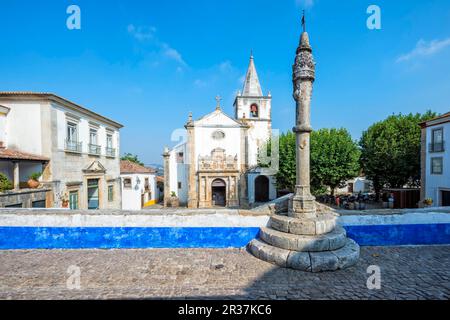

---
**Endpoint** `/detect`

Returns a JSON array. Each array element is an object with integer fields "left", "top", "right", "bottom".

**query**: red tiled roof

[
  {"left": 0, "top": 148, "right": 49, "bottom": 161},
  {"left": 419, "top": 112, "right": 450, "bottom": 127},
  {"left": 120, "top": 160, "right": 156, "bottom": 174}
]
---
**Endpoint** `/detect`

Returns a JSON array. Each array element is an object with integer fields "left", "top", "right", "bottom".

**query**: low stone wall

[{"left": 0, "top": 189, "right": 51, "bottom": 208}]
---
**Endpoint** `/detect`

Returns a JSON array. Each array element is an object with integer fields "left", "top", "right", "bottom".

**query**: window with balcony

[
  {"left": 89, "top": 128, "right": 101, "bottom": 155},
  {"left": 65, "top": 122, "right": 82, "bottom": 152},
  {"left": 106, "top": 133, "right": 115, "bottom": 157},
  {"left": 431, "top": 157, "right": 443, "bottom": 175},
  {"left": 429, "top": 128, "right": 444, "bottom": 153}
]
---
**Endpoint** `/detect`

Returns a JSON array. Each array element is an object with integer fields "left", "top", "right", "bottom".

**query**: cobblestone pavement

[{"left": 0, "top": 246, "right": 449, "bottom": 300}]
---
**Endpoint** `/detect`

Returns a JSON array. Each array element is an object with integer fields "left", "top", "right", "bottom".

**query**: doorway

[
  {"left": 87, "top": 179, "right": 100, "bottom": 210},
  {"left": 255, "top": 175, "right": 269, "bottom": 202},
  {"left": 212, "top": 179, "right": 226, "bottom": 207},
  {"left": 442, "top": 190, "right": 450, "bottom": 207}
]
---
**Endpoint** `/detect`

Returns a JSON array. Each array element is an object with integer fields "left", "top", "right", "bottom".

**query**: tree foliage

[
  {"left": 310, "top": 128, "right": 361, "bottom": 195},
  {"left": 359, "top": 111, "right": 436, "bottom": 193},
  {"left": 121, "top": 153, "right": 144, "bottom": 166},
  {"left": 260, "top": 128, "right": 360, "bottom": 195}
]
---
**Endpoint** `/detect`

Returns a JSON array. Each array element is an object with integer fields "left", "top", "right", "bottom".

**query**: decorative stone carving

[{"left": 198, "top": 148, "right": 238, "bottom": 171}]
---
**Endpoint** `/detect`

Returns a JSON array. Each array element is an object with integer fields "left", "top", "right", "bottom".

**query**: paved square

[{"left": 0, "top": 246, "right": 449, "bottom": 300}]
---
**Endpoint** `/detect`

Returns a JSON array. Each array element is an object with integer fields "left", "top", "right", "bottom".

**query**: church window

[
  {"left": 250, "top": 104, "right": 259, "bottom": 118},
  {"left": 212, "top": 130, "right": 225, "bottom": 140},
  {"left": 178, "top": 182, "right": 182, "bottom": 189},
  {"left": 177, "top": 152, "right": 184, "bottom": 163}
]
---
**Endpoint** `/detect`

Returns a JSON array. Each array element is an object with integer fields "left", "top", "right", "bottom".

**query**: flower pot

[
  {"left": 27, "top": 179, "right": 40, "bottom": 189},
  {"left": 62, "top": 200, "right": 69, "bottom": 208},
  {"left": 169, "top": 196, "right": 179, "bottom": 208}
]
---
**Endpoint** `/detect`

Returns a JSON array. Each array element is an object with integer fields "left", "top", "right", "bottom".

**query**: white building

[
  {"left": 120, "top": 160, "right": 158, "bottom": 210},
  {"left": 163, "top": 55, "right": 277, "bottom": 208},
  {"left": 0, "top": 92, "right": 123, "bottom": 209},
  {"left": 420, "top": 112, "right": 450, "bottom": 207},
  {"left": 335, "top": 176, "right": 373, "bottom": 195}
]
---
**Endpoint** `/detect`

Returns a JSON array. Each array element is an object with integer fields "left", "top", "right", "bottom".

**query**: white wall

[
  {"left": 425, "top": 122, "right": 450, "bottom": 206},
  {"left": 3, "top": 102, "right": 42, "bottom": 154},
  {"left": 121, "top": 173, "right": 157, "bottom": 210},
  {"left": 168, "top": 143, "right": 188, "bottom": 204}
]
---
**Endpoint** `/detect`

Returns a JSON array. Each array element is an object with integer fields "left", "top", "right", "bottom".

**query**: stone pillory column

[
  {"left": 290, "top": 30, "right": 316, "bottom": 219},
  {"left": 247, "top": 15, "right": 360, "bottom": 272}
]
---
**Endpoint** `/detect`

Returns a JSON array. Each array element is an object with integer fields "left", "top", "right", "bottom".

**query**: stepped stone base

[
  {"left": 248, "top": 237, "right": 360, "bottom": 272},
  {"left": 248, "top": 210, "right": 360, "bottom": 272}
]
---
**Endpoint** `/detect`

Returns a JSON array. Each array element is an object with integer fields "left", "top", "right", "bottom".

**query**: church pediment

[
  {"left": 83, "top": 160, "right": 106, "bottom": 174},
  {"left": 194, "top": 110, "right": 242, "bottom": 128}
]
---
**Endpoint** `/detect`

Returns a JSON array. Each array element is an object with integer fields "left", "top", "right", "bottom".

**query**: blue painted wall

[
  {"left": 345, "top": 223, "right": 450, "bottom": 246},
  {"left": 0, "top": 224, "right": 449, "bottom": 249},
  {"left": 0, "top": 227, "right": 260, "bottom": 250}
]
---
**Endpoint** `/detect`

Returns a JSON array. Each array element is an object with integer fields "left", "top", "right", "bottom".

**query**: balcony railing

[
  {"left": 65, "top": 140, "right": 82, "bottom": 153},
  {"left": 106, "top": 147, "right": 116, "bottom": 158},
  {"left": 88, "top": 144, "right": 101, "bottom": 156},
  {"left": 429, "top": 141, "right": 445, "bottom": 153}
]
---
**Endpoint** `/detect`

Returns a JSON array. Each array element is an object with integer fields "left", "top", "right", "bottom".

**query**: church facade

[{"left": 163, "top": 55, "right": 277, "bottom": 208}]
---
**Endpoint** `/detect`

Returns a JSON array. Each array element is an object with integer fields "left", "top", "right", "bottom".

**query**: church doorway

[
  {"left": 212, "top": 179, "right": 226, "bottom": 207},
  {"left": 255, "top": 175, "right": 269, "bottom": 202}
]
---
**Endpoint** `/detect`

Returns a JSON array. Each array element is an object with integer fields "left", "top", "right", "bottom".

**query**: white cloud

[
  {"left": 162, "top": 44, "right": 187, "bottom": 66},
  {"left": 295, "top": 0, "right": 314, "bottom": 8},
  {"left": 194, "top": 79, "right": 207, "bottom": 88},
  {"left": 127, "top": 24, "right": 156, "bottom": 41},
  {"left": 218, "top": 60, "right": 233, "bottom": 73},
  {"left": 127, "top": 24, "right": 187, "bottom": 68},
  {"left": 397, "top": 38, "right": 450, "bottom": 62}
]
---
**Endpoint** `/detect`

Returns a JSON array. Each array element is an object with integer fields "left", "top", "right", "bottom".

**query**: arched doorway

[
  {"left": 212, "top": 179, "right": 226, "bottom": 207},
  {"left": 255, "top": 175, "right": 269, "bottom": 202}
]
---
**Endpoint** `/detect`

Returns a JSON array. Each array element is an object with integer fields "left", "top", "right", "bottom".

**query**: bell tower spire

[{"left": 242, "top": 52, "right": 263, "bottom": 97}]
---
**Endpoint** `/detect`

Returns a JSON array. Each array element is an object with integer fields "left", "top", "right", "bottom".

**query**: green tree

[
  {"left": 259, "top": 128, "right": 360, "bottom": 195},
  {"left": 121, "top": 153, "right": 144, "bottom": 166},
  {"left": 310, "top": 128, "right": 361, "bottom": 195},
  {"left": 0, "top": 173, "right": 13, "bottom": 192},
  {"left": 359, "top": 111, "right": 436, "bottom": 197}
]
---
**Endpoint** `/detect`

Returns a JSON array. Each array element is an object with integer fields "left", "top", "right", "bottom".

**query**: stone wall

[{"left": 0, "top": 188, "right": 51, "bottom": 208}]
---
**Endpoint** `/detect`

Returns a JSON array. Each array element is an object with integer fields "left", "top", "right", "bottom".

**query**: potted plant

[
  {"left": 27, "top": 172, "right": 42, "bottom": 189},
  {"left": 59, "top": 191, "right": 70, "bottom": 208},
  {"left": 169, "top": 191, "right": 179, "bottom": 208},
  {"left": 423, "top": 198, "right": 433, "bottom": 207}
]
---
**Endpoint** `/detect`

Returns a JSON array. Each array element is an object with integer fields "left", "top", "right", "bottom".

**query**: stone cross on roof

[{"left": 215, "top": 95, "right": 222, "bottom": 110}]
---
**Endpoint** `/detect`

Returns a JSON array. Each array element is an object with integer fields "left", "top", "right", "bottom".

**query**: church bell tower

[{"left": 234, "top": 53, "right": 272, "bottom": 167}]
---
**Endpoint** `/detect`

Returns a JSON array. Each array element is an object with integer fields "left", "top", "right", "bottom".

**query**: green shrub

[{"left": 0, "top": 173, "right": 13, "bottom": 192}]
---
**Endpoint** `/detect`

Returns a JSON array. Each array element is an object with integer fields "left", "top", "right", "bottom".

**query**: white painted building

[
  {"left": 420, "top": 112, "right": 450, "bottom": 207},
  {"left": 335, "top": 176, "right": 373, "bottom": 195},
  {"left": 163, "top": 55, "right": 276, "bottom": 208},
  {"left": 0, "top": 92, "right": 123, "bottom": 209},
  {"left": 120, "top": 160, "right": 158, "bottom": 210}
]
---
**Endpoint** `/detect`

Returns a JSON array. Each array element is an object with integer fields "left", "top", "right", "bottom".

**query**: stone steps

[
  {"left": 259, "top": 225, "right": 347, "bottom": 252},
  {"left": 269, "top": 213, "right": 337, "bottom": 235},
  {"left": 247, "top": 238, "right": 360, "bottom": 272}
]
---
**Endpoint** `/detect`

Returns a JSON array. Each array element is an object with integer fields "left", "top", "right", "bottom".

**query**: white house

[
  {"left": 420, "top": 112, "right": 450, "bottom": 207},
  {"left": 0, "top": 92, "right": 123, "bottom": 209},
  {"left": 163, "top": 54, "right": 277, "bottom": 208},
  {"left": 120, "top": 160, "right": 158, "bottom": 210},
  {"left": 335, "top": 176, "right": 373, "bottom": 195}
]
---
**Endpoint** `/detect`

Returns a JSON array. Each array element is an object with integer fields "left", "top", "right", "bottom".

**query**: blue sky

[{"left": 1, "top": 0, "right": 449, "bottom": 164}]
